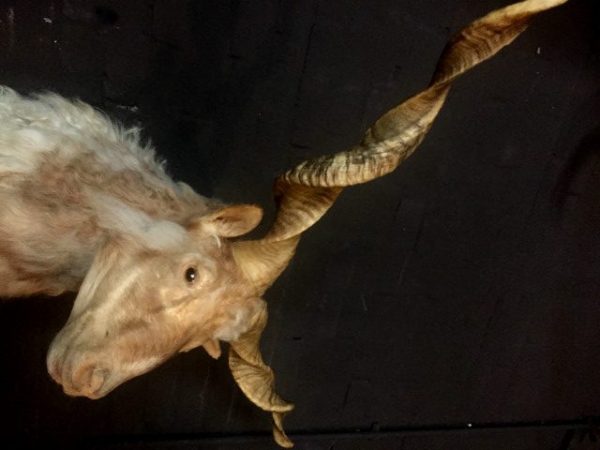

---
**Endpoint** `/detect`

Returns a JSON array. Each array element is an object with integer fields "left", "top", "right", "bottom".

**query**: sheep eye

[{"left": 184, "top": 267, "right": 198, "bottom": 284}]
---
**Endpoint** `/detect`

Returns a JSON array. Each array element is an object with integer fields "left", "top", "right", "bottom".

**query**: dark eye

[{"left": 184, "top": 267, "right": 198, "bottom": 284}]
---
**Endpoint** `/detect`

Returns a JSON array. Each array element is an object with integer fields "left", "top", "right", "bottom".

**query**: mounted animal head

[
  {"left": 46, "top": 202, "right": 265, "bottom": 398},
  {"left": 44, "top": 0, "right": 568, "bottom": 447}
]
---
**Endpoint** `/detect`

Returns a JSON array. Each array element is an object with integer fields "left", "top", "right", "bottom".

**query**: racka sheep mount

[{"left": 0, "top": 0, "right": 568, "bottom": 447}]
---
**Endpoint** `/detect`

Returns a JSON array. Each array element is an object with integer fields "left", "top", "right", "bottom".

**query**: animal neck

[{"left": 88, "top": 192, "right": 191, "bottom": 252}]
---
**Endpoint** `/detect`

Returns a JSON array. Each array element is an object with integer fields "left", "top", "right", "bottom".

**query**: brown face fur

[{"left": 46, "top": 205, "right": 263, "bottom": 399}]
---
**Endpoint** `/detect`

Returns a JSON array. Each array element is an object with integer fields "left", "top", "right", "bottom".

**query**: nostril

[
  {"left": 71, "top": 364, "right": 108, "bottom": 396},
  {"left": 88, "top": 368, "right": 108, "bottom": 394}
]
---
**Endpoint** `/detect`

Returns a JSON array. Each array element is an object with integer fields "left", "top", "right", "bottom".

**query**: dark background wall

[{"left": 0, "top": 1, "right": 598, "bottom": 449}]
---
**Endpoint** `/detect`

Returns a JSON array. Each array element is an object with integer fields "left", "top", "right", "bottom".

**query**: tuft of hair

[
  {"left": 89, "top": 192, "right": 187, "bottom": 251},
  {"left": 0, "top": 86, "right": 168, "bottom": 178}
]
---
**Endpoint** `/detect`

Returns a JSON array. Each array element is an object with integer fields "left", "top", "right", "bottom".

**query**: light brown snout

[{"left": 47, "top": 348, "right": 112, "bottom": 399}]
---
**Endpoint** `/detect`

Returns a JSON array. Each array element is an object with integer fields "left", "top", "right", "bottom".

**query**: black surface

[{"left": 0, "top": 0, "right": 598, "bottom": 448}]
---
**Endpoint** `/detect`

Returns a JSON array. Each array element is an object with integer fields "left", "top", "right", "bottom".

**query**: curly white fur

[{"left": 0, "top": 86, "right": 211, "bottom": 295}]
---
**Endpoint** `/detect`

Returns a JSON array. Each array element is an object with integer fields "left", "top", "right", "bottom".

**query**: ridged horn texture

[
  {"left": 228, "top": 300, "right": 295, "bottom": 448},
  {"left": 229, "top": 0, "right": 569, "bottom": 447}
]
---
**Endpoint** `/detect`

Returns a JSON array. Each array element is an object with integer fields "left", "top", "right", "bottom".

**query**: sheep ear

[{"left": 188, "top": 205, "right": 263, "bottom": 238}]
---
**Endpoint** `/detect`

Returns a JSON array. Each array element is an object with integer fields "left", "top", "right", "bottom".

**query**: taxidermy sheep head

[{"left": 0, "top": 0, "right": 568, "bottom": 446}]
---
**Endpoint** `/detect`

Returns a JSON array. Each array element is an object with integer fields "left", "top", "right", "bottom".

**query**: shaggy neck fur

[{"left": 0, "top": 86, "right": 215, "bottom": 296}]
